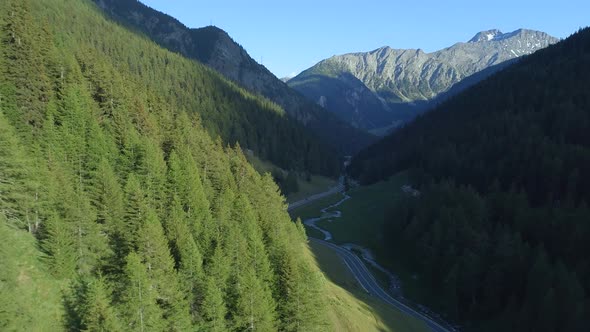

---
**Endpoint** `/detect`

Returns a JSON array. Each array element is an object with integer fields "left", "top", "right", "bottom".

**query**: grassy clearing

[
  {"left": 307, "top": 241, "right": 429, "bottom": 332},
  {"left": 245, "top": 152, "right": 278, "bottom": 175},
  {"left": 315, "top": 172, "right": 408, "bottom": 247},
  {"left": 245, "top": 153, "right": 337, "bottom": 204},
  {"left": 1, "top": 225, "right": 65, "bottom": 331},
  {"left": 303, "top": 225, "right": 327, "bottom": 240},
  {"left": 287, "top": 175, "right": 337, "bottom": 203}
]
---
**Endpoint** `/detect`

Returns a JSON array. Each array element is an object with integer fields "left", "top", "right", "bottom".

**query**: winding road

[
  {"left": 294, "top": 183, "right": 454, "bottom": 332},
  {"left": 311, "top": 238, "right": 452, "bottom": 332}
]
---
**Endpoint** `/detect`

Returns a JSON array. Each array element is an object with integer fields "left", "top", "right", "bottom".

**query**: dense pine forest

[
  {"left": 91, "top": 0, "right": 376, "bottom": 157},
  {"left": 7, "top": 0, "right": 341, "bottom": 178},
  {"left": 0, "top": 0, "right": 330, "bottom": 330},
  {"left": 350, "top": 28, "right": 590, "bottom": 331}
]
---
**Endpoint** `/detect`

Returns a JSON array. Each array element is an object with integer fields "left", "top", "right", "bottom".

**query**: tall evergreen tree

[
  {"left": 200, "top": 276, "right": 227, "bottom": 332},
  {"left": 42, "top": 213, "right": 77, "bottom": 278},
  {"left": 77, "top": 276, "right": 123, "bottom": 332},
  {"left": 136, "top": 207, "right": 192, "bottom": 331},
  {"left": 166, "top": 195, "right": 204, "bottom": 319},
  {"left": 231, "top": 266, "right": 277, "bottom": 331},
  {"left": 0, "top": 111, "right": 38, "bottom": 230},
  {"left": 119, "top": 252, "right": 165, "bottom": 332},
  {"left": 122, "top": 173, "right": 148, "bottom": 251},
  {"left": 278, "top": 253, "right": 329, "bottom": 332}
]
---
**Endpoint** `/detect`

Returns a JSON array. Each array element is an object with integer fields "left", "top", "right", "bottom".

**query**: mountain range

[
  {"left": 288, "top": 29, "right": 558, "bottom": 134},
  {"left": 93, "top": 0, "right": 375, "bottom": 155}
]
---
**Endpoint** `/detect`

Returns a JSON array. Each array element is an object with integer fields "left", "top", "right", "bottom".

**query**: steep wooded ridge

[
  {"left": 289, "top": 29, "right": 558, "bottom": 132},
  {"left": 88, "top": 0, "right": 342, "bottom": 178},
  {"left": 0, "top": 0, "right": 330, "bottom": 330},
  {"left": 350, "top": 28, "right": 590, "bottom": 331},
  {"left": 92, "top": 0, "right": 375, "bottom": 155}
]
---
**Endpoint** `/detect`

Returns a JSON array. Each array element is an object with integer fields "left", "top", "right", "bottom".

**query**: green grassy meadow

[
  {"left": 246, "top": 153, "right": 337, "bottom": 204},
  {"left": 307, "top": 241, "right": 429, "bottom": 332},
  {"left": 0, "top": 224, "right": 65, "bottom": 331},
  {"left": 287, "top": 175, "right": 337, "bottom": 203},
  {"left": 288, "top": 192, "right": 345, "bottom": 221}
]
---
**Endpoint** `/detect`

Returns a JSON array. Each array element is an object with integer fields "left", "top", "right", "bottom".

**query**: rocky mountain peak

[
  {"left": 289, "top": 28, "right": 558, "bottom": 133},
  {"left": 468, "top": 29, "right": 504, "bottom": 42}
]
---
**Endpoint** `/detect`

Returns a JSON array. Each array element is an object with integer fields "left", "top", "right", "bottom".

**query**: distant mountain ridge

[
  {"left": 92, "top": 0, "right": 375, "bottom": 155},
  {"left": 288, "top": 28, "right": 558, "bottom": 133}
]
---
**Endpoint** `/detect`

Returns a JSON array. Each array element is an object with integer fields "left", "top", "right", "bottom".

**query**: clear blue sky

[{"left": 140, "top": 0, "right": 588, "bottom": 78}]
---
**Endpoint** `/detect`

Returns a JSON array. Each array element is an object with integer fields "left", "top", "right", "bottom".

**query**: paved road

[
  {"left": 310, "top": 238, "right": 452, "bottom": 332},
  {"left": 287, "top": 177, "right": 345, "bottom": 211}
]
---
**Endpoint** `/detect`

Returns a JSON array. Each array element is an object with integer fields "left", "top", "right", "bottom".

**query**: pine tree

[
  {"left": 136, "top": 138, "right": 167, "bottom": 216},
  {"left": 538, "top": 288, "right": 557, "bottom": 332},
  {"left": 42, "top": 212, "right": 75, "bottom": 279},
  {"left": 165, "top": 150, "right": 184, "bottom": 201},
  {"left": 200, "top": 276, "right": 227, "bottom": 332},
  {"left": 92, "top": 158, "right": 124, "bottom": 238},
  {"left": 167, "top": 195, "right": 204, "bottom": 319},
  {"left": 553, "top": 262, "right": 586, "bottom": 331},
  {"left": 85, "top": 120, "right": 118, "bottom": 189},
  {"left": 205, "top": 244, "right": 231, "bottom": 292},
  {"left": 233, "top": 195, "right": 274, "bottom": 285},
  {"left": 136, "top": 207, "right": 192, "bottom": 331},
  {"left": 166, "top": 149, "right": 212, "bottom": 253},
  {"left": 231, "top": 266, "right": 277, "bottom": 332},
  {"left": 119, "top": 252, "right": 165, "bottom": 332},
  {"left": 443, "top": 263, "right": 459, "bottom": 320},
  {"left": 211, "top": 188, "right": 234, "bottom": 245},
  {"left": 181, "top": 150, "right": 213, "bottom": 252},
  {"left": 79, "top": 277, "right": 123, "bottom": 332},
  {"left": 0, "top": 111, "right": 38, "bottom": 230},
  {"left": 57, "top": 84, "right": 91, "bottom": 172},
  {"left": 122, "top": 173, "right": 147, "bottom": 251},
  {"left": 48, "top": 168, "right": 109, "bottom": 275}
]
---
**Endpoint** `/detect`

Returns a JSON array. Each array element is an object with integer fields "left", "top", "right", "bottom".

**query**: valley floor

[
  {"left": 312, "top": 174, "right": 450, "bottom": 316},
  {"left": 290, "top": 173, "right": 457, "bottom": 332},
  {"left": 306, "top": 240, "right": 429, "bottom": 332}
]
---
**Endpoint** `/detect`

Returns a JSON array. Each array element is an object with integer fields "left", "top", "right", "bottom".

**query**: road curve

[
  {"left": 310, "top": 238, "right": 452, "bottom": 332},
  {"left": 287, "top": 177, "right": 345, "bottom": 211}
]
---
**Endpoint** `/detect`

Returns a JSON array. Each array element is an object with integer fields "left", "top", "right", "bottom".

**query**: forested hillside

[
  {"left": 0, "top": 0, "right": 329, "bottom": 330},
  {"left": 350, "top": 28, "right": 590, "bottom": 331},
  {"left": 92, "top": 0, "right": 376, "bottom": 155},
  {"left": 19, "top": 0, "right": 341, "bottom": 178}
]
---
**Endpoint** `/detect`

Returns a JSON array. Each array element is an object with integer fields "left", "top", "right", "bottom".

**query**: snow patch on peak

[{"left": 469, "top": 29, "right": 503, "bottom": 43}]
